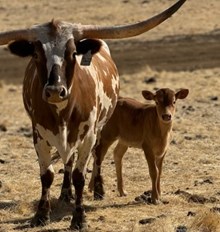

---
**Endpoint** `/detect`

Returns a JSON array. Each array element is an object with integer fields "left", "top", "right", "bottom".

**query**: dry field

[{"left": 0, "top": 0, "right": 220, "bottom": 231}]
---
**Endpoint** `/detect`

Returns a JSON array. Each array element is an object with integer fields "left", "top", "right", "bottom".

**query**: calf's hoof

[
  {"left": 94, "top": 183, "right": 105, "bottom": 200},
  {"left": 119, "top": 190, "right": 128, "bottom": 197},
  {"left": 70, "top": 207, "right": 87, "bottom": 231},
  {"left": 30, "top": 211, "right": 50, "bottom": 227},
  {"left": 94, "top": 176, "right": 105, "bottom": 200}
]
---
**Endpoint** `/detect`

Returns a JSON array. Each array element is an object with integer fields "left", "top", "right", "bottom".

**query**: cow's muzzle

[{"left": 43, "top": 84, "right": 68, "bottom": 103}]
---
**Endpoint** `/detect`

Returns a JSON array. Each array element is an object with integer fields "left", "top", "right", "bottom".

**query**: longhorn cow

[{"left": 0, "top": 0, "right": 186, "bottom": 230}]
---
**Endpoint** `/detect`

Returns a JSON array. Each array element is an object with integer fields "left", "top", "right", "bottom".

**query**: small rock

[
  {"left": 188, "top": 194, "right": 208, "bottom": 204},
  {"left": 186, "top": 105, "right": 195, "bottom": 112},
  {"left": 184, "top": 136, "right": 192, "bottom": 140},
  {"left": 8, "top": 87, "right": 17, "bottom": 92},
  {"left": 171, "top": 140, "right": 177, "bottom": 145},
  {"left": 176, "top": 225, "right": 187, "bottom": 232},
  {"left": 157, "top": 214, "right": 166, "bottom": 219},
  {"left": 141, "top": 0, "right": 149, "bottom": 4},
  {"left": 0, "top": 159, "right": 6, "bottom": 164},
  {"left": 98, "top": 216, "right": 105, "bottom": 221},
  {"left": 139, "top": 217, "right": 155, "bottom": 225},
  {"left": 210, "top": 96, "right": 218, "bottom": 101},
  {"left": 143, "top": 77, "right": 156, "bottom": 84},
  {"left": 187, "top": 211, "right": 196, "bottom": 217},
  {"left": 0, "top": 124, "right": 7, "bottom": 132},
  {"left": 17, "top": 127, "right": 32, "bottom": 137}
]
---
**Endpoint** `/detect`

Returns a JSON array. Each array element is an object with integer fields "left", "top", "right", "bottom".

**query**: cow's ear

[
  {"left": 8, "top": 40, "right": 34, "bottom": 57},
  {"left": 76, "top": 39, "right": 102, "bottom": 55}
]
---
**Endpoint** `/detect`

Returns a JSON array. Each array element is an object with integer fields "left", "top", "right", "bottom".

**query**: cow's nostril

[{"left": 59, "top": 87, "right": 67, "bottom": 98}]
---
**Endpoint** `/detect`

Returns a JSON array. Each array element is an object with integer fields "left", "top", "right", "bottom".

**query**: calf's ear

[
  {"left": 142, "top": 90, "right": 154, "bottom": 101},
  {"left": 175, "top": 89, "right": 189, "bottom": 100},
  {"left": 8, "top": 40, "right": 34, "bottom": 57}
]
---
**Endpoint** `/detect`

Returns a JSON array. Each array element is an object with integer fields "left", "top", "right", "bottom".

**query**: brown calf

[{"left": 89, "top": 88, "right": 189, "bottom": 204}]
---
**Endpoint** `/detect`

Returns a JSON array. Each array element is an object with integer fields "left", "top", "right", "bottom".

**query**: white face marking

[{"left": 37, "top": 24, "right": 74, "bottom": 82}]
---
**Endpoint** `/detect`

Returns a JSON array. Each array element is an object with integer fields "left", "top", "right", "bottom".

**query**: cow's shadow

[{"left": 0, "top": 197, "right": 141, "bottom": 231}]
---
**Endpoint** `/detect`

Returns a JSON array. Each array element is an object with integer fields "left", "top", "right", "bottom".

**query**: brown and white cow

[{"left": 0, "top": 0, "right": 186, "bottom": 230}]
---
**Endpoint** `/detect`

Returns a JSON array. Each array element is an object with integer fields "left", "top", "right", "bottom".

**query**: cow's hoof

[
  {"left": 70, "top": 207, "right": 87, "bottom": 231},
  {"left": 59, "top": 190, "right": 74, "bottom": 203},
  {"left": 30, "top": 211, "right": 50, "bottom": 227}
]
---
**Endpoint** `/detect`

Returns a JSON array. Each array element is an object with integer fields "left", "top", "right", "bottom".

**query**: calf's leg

[
  {"left": 113, "top": 142, "right": 128, "bottom": 196},
  {"left": 155, "top": 154, "right": 165, "bottom": 197},
  {"left": 90, "top": 139, "right": 114, "bottom": 200},
  {"left": 144, "top": 150, "right": 160, "bottom": 204}
]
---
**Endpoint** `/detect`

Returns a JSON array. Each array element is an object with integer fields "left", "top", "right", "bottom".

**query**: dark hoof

[
  {"left": 30, "top": 211, "right": 50, "bottom": 227},
  {"left": 70, "top": 207, "right": 87, "bottom": 231},
  {"left": 94, "top": 190, "right": 105, "bottom": 200},
  {"left": 59, "top": 191, "right": 74, "bottom": 203},
  {"left": 94, "top": 176, "right": 105, "bottom": 200}
]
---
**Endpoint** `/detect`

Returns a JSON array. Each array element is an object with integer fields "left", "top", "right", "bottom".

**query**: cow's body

[
  {"left": 24, "top": 40, "right": 118, "bottom": 165},
  {"left": 21, "top": 35, "right": 119, "bottom": 228}
]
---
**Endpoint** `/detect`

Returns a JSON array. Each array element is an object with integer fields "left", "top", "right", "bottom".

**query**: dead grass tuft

[{"left": 190, "top": 209, "right": 220, "bottom": 232}]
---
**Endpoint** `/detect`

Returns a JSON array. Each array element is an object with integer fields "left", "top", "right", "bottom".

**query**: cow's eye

[{"left": 72, "top": 51, "right": 77, "bottom": 57}]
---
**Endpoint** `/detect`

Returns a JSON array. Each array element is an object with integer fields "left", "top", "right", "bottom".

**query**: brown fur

[{"left": 89, "top": 88, "right": 189, "bottom": 204}]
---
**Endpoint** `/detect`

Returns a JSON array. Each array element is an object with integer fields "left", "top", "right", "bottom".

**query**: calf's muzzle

[{"left": 162, "top": 113, "right": 172, "bottom": 122}]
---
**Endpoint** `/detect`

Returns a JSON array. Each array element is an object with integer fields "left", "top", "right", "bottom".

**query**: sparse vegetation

[{"left": 0, "top": 0, "right": 220, "bottom": 231}]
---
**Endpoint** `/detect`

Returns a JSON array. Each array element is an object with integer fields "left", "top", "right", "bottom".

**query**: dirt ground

[{"left": 0, "top": 0, "right": 220, "bottom": 231}]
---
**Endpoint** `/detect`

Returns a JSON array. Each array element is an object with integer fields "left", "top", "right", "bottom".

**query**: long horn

[
  {"left": 79, "top": 0, "right": 186, "bottom": 39},
  {"left": 0, "top": 28, "right": 38, "bottom": 45}
]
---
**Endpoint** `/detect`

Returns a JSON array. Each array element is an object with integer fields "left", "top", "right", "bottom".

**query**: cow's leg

[
  {"left": 70, "top": 137, "right": 95, "bottom": 230},
  {"left": 31, "top": 133, "right": 54, "bottom": 227},
  {"left": 113, "top": 142, "right": 128, "bottom": 197},
  {"left": 91, "top": 139, "right": 113, "bottom": 200},
  {"left": 59, "top": 155, "right": 74, "bottom": 202}
]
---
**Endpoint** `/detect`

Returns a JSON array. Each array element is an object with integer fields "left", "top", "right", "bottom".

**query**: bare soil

[{"left": 0, "top": 0, "right": 220, "bottom": 231}]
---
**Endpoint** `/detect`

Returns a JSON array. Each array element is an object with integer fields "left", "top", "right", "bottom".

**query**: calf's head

[{"left": 142, "top": 88, "right": 189, "bottom": 123}]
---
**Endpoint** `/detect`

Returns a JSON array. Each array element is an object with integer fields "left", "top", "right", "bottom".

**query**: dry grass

[{"left": 0, "top": 0, "right": 220, "bottom": 231}]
